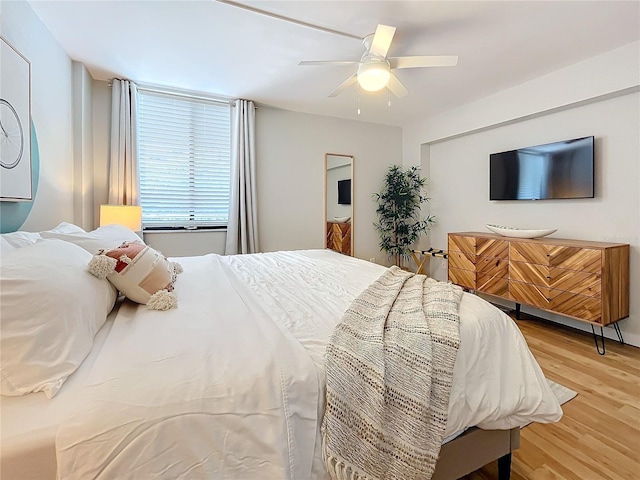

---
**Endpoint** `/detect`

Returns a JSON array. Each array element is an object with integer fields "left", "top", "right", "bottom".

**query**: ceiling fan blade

[
  {"left": 389, "top": 55, "right": 458, "bottom": 69},
  {"left": 328, "top": 73, "right": 358, "bottom": 97},
  {"left": 386, "top": 73, "right": 408, "bottom": 98},
  {"left": 369, "top": 24, "right": 396, "bottom": 58},
  {"left": 299, "top": 60, "right": 359, "bottom": 66}
]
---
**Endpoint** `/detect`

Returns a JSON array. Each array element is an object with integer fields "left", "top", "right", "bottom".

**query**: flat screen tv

[
  {"left": 338, "top": 179, "right": 351, "bottom": 205},
  {"left": 489, "top": 136, "right": 594, "bottom": 200}
]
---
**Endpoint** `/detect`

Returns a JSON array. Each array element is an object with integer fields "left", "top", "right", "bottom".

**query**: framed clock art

[{"left": 1, "top": 36, "right": 32, "bottom": 201}]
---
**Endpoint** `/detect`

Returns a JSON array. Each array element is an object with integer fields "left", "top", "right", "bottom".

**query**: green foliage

[{"left": 373, "top": 165, "right": 435, "bottom": 266}]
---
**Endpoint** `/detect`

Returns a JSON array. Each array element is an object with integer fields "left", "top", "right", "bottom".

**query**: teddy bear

[{"left": 87, "top": 241, "right": 183, "bottom": 310}]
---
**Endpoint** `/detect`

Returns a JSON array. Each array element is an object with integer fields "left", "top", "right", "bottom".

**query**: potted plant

[{"left": 373, "top": 165, "right": 435, "bottom": 268}]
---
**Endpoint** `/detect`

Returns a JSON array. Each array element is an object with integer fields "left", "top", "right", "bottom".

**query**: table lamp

[{"left": 100, "top": 205, "right": 142, "bottom": 238}]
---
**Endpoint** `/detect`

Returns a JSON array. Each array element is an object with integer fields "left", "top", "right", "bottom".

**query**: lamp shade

[
  {"left": 357, "top": 60, "right": 391, "bottom": 92},
  {"left": 100, "top": 205, "right": 142, "bottom": 231}
]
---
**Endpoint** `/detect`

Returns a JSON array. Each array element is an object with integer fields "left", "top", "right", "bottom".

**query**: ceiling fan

[{"left": 299, "top": 24, "right": 458, "bottom": 98}]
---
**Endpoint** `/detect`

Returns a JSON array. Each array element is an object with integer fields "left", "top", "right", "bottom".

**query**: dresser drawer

[
  {"left": 509, "top": 280, "right": 550, "bottom": 309},
  {"left": 448, "top": 267, "right": 475, "bottom": 290},
  {"left": 550, "top": 267, "right": 601, "bottom": 298},
  {"left": 510, "top": 242, "right": 601, "bottom": 271},
  {"left": 476, "top": 255, "right": 508, "bottom": 274},
  {"left": 448, "top": 251, "right": 476, "bottom": 271},
  {"left": 551, "top": 247, "right": 601, "bottom": 273},
  {"left": 510, "top": 261, "right": 549, "bottom": 287},
  {"left": 448, "top": 235, "right": 477, "bottom": 254},
  {"left": 477, "top": 274, "right": 508, "bottom": 297},
  {"left": 510, "top": 260, "right": 601, "bottom": 297},
  {"left": 476, "top": 238, "right": 508, "bottom": 258},
  {"left": 510, "top": 242, "right": 549, "bottom": 265},
  {"left": 550, "top": 290, "right": 601, "bottom": 322}
]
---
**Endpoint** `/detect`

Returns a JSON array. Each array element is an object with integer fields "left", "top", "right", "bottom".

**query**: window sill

[{"left": 143, "top": 228, "right": 227, "bottom": 234}]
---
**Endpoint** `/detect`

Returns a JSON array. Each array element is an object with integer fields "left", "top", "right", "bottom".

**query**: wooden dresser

[
  {"left": 448, "top": 232, "right": 629, "bottom": 326},
  {"left": 327, "top": 222, "right": 351, "bottom": 255}
]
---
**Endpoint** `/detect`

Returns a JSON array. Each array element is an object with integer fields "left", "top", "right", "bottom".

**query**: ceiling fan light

[{"left": 357, "top": 61, "right": 391, "bottom": 92}]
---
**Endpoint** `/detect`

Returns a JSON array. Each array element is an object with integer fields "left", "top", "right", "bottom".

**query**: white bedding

[
  {"left": 0, "top": 310, "right": 117, "bottom": 480},
  {"left": 47, "top": 249, "right": 559, "bottom": 479}
]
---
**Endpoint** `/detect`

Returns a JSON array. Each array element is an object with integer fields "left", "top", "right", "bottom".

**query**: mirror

[{"left": 324, "top": 154, "right": 354, "bottom": 256}]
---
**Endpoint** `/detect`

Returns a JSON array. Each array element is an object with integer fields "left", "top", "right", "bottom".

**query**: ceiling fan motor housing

[{"left": 357, "top": 55, "right": 391, "bottom": 91}]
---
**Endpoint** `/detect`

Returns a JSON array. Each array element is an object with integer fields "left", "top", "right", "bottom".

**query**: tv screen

[
  {"left": 338, "top": 179, "right": 351, "bottom": 205},
  {"left": 489, "top": 136, "right": 594, "bottom": 200}
]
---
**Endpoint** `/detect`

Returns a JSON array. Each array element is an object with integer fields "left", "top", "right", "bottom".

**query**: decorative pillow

[
  {"left": 0, "top": 239, "right": 118, "bottom": 398},
  {"left": 88, "top": 242, "right": 183, "bottom": 310},
  {"left": 41, "top": 224, "right": 142, "bottom": 254}
]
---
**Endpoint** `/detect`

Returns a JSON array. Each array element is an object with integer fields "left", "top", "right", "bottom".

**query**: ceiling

[{"left": 28, "top": 0, "right": 640, "bottom": 127}]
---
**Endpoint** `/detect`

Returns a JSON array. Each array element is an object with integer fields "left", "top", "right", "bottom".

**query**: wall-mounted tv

[
  {"left": 338, "top": 179, "right": 351, "bottom": 205},
  {"left": 489, "top": 136, "right": 594, "bottom": 200}
]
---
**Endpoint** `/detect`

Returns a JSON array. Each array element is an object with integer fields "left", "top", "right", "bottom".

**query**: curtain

[
  {"left": 108, "top": 79, "right": 139, "bottom": 205},
  {"left": 225, "top": 99, "right": 258, "bottom": 255}
]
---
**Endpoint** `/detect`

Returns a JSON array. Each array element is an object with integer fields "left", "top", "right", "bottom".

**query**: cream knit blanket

[{"left": 322, "top": 266, "right": 463, "bottom": 480}]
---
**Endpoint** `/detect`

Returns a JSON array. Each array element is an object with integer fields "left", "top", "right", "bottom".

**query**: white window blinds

[{"left": 138, "top": 90, "right": 231, "bottom": 229}]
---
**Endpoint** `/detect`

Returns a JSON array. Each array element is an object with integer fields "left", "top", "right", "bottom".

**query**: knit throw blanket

[{"left": 321, "top": 266, "right": 463, "bottom": 480}]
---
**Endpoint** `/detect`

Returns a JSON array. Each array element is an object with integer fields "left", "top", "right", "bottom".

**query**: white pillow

[
  {"left": 0, "top": 236, "right": 15, "bottom": 254},
  {"left": 47, "top": 222, "right": 86, "bottom": 234},
  {"left": 0, "top": 222, "right": 85, "bottom": 249},
  {"left": 41, "top": 224, "right": 142, "bottom": 254},
  {"left": 0, "top": 239, "right": 118, "bottom": 398},
  {"left": 0, "top": 230, "right": 42, "bottom": 248}
]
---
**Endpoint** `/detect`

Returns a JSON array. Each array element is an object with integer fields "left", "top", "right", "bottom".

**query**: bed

[{"left": 0, "top": 225, "right": 562, "bottom": 480}]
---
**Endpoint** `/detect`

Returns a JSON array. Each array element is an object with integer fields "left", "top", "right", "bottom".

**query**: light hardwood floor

[{"left": 466, "top": 313, "right": 640, "bottom": 480}]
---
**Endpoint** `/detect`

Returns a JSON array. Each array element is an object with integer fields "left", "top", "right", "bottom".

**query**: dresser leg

[
  {"left": 591, "top": 323, "right": 625, "bottom": 355},
  {"left": 613, "top": 322, "right": 625, "bottom": 345},
  {"left": 591, "top": 325, "right": 606, "bottom": 355}
]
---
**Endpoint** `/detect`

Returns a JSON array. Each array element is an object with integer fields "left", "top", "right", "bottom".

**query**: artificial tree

[{"left": 373, "top": 165, "right": 435, "bottom": 267}]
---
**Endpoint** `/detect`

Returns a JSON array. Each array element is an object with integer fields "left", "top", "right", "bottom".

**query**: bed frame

[
  {"left": 432, "top": 427, "right": 520, "bottom": 480},
  {"left": 1, "top": 425, "right": 519, "bottom": 480}
]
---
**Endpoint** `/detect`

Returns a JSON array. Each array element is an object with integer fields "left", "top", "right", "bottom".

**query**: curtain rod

[
  {"left": 138, "top": 85, "right": 234, "bottom": 106},
  {"left": 108, "top": 79, "right": 235, "bottom": 106}
]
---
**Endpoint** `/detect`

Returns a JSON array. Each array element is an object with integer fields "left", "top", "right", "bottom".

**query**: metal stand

[
  {"left": 497, "top": 452, "right": 512, "bottom": 480},
  {"left": 590, "top": 323, "right": 625, "bottom": 355},
  {"left": 410, "top": 248, "right": 448, "bottom": 275}
]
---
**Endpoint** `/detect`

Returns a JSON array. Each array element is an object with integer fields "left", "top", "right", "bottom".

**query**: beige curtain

[
  {"left": 225, "top": 99, "right": 258, "bottom": 255},
  {"left": 108, "top": 79, "right": 139, "bottom": 205}
]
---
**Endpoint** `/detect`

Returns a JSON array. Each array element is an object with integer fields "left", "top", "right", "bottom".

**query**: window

[{"left": 138, "top": 89, "right": 231, "bottom": 229}]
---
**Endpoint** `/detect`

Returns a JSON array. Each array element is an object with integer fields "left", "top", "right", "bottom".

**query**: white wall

[
  {"left": 92, "top": 81, "right": 111, "bottom": 225},
  {"left": 403, "top": 42, "right": 639, "bottom": 158},
  {"left": 72, "top": 62, "right": 95, "bottom": 230},
  {"left": 2, "top": 0, "right": 75, "bottom": 231},
  {"left": 403, "top": 42, "right": 640, "bottom": 346},
  {"left": 256, "top": 106, "right": 402, "bottom": 263}
]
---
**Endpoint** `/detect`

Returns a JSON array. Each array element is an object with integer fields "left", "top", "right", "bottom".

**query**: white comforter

[{"left": 55, "top": 249, "right": 561, "bottom": 479}]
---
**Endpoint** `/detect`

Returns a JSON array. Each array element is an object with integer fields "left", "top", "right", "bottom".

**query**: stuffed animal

[{"left": 88, "top": 241, "right": 183, "bottom": 310}]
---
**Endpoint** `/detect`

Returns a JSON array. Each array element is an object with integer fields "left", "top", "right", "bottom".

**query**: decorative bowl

[{"left": 485, "top": 224, "right": 557, "bottom": 239}]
